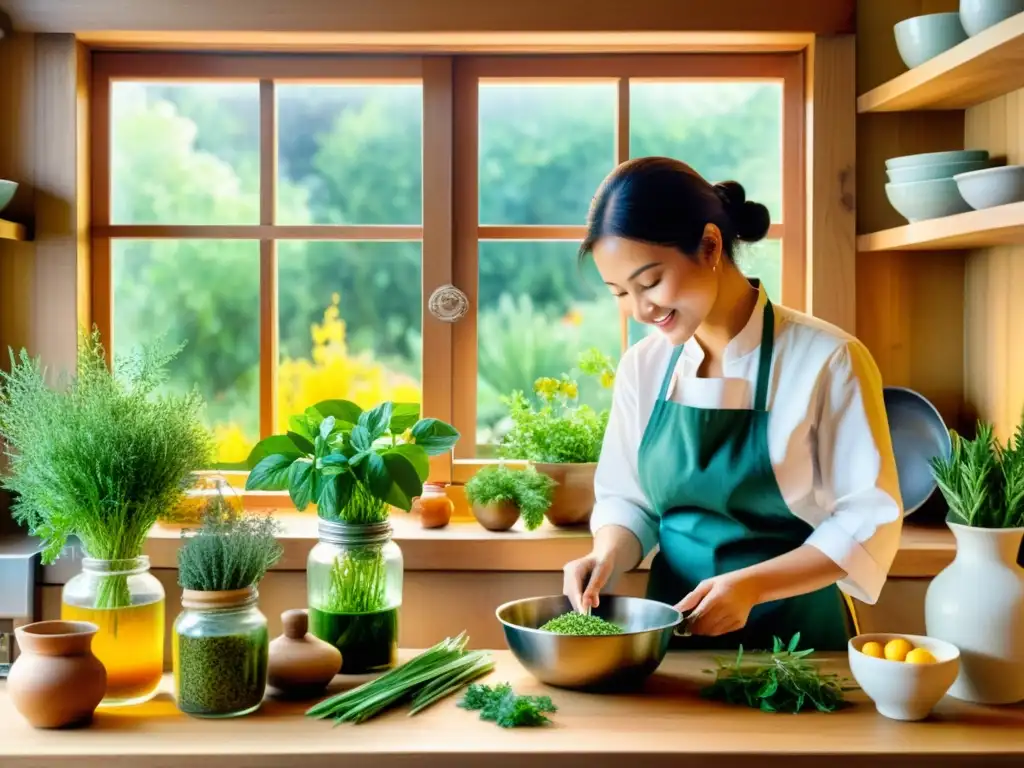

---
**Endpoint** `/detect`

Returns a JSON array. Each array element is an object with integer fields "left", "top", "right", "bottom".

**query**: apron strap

[
  {"left": 656, "top": 345, "right": 685, "bottom": 402},
  {"left": 754, "top": 300, "right": 775, "bottom": 412}
]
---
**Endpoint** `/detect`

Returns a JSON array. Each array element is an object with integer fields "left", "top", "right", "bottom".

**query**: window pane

[
  {"left": 111, "top": 83, "right": 260, "bottom": 225},
  {"left": 478, "top": 83, "right": 616, "bottom": 226},
  {"left": 627, "top": 239, "right": 782, "bottom": 346},
  {"left": 630, "top": 82, "right": 783, "bottom": 222},
  {"left": 476, "top": 241, "right": 620, "bottom": 449},
  {"left": 277, "top": 241, "right": 422, "bottom": 429},
  {"left": 112, "top": 240, "right": 260, "bottom": 464},
  {"left": 276, "top": 85, "right": 423, "bottom": 225}
]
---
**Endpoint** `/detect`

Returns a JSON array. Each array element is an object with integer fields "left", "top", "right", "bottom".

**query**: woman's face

[{"left": 592, "top": 231, "right": 721, "bottom": 346}]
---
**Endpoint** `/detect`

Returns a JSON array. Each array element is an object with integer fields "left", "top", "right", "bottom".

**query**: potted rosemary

[
  {"left": 925, "top": 417, "right": 1024, "bottom": 705},
  {"left": 0, "top": 331, "right": 214, "bottom": 707},
  {"left": 245, "top": 399, "right": 459, "bottom": 673},
  {"left": 173, "top": 501, "right": 282, "bottom": 718},
  {"left": 498, "top": 348, "right": 615, "bottom": 526},
  {"left": 464, "top": 465, "right": 554, "bottom": 532}
]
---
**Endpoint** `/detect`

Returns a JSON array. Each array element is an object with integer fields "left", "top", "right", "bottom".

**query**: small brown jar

[{"left": 410, "top": 483, "right": 455, "bottom": 529}]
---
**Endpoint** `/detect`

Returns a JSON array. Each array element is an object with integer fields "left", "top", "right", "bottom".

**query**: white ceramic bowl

[
  {"left": 885, "top": 178, "right": 973, "bottom": 222},
  {"left": 885, "top": 149, "right": 989, "bottom": 170},
  {"left": 894, "top": 12, "right": 967, "bottom": 69},
  {"left": 848, "top": 633, "right": 960, "bottom": 721},
  {"left": 954, "top": 165, "right": 1024, "bottom": 209},
  {"left": 960, "top": 0, "right": 1024, "bottom": 37}
]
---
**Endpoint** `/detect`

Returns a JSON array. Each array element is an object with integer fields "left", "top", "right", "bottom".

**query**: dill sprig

[
  {"left": 931, "top": 416, "right": 1024, "bottom": 529},
  {"left": 0, "top": 330, "right": 215, "bottom": 578},
  {"left": 177, "top": 501, "right": 283, "bottom": 592}
]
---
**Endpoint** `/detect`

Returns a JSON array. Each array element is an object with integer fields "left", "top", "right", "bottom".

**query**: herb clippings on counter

[
  {"left": 538, "top": 611, "right": 623, "bottom": 636},
  {"left": 701, "top": 633, "right": 853, "bottom": 714},
  {"left": 306, "top": 633, "right": 493, "bottom": 724},
  {"left": 459, "top": 682, "right": 557, "bottom": 728}
]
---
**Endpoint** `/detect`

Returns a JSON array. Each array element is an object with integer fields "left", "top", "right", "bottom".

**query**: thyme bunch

[{"left": 177, "top": 501, "right": 283, "bottom": 591}]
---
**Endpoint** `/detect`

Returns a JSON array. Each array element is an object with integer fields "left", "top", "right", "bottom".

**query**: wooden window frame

[
  {"left": 89, "top": 50, "right": 805, "bottom": 494},
  {"left": 450, "top": 53, "right": 804, "bottom": 481}
]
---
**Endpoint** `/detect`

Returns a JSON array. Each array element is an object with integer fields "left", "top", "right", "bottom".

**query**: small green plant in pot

[
  {"left": 925, "top": 416, "right": 1024, "bottom": 705},
  {"left": 498, "top": 348, "right": 615, "bottom": 526},
  {"left": 174, "top": 500, "right": 282, "bottom": 718},
  {"left": 0, "top": 330, "right": 214, "bottom": 706},
  {"left": 244, "top": 399, "right": 459, "bottom": 673},
  {"left": 465, "top": 465, "right": 555, "bottom": 532}
]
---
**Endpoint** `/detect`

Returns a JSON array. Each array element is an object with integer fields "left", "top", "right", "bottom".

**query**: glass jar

[
  {"left": 307, "top": 520, "right": 403, "bottom": 674},
  {"left": 172, "top": 586, "right": 269, "bottom": 718},
  {"left": 61, "top": 555, "right": 165, "bottom": 706},
  {"left": 410, "top": 483, "right": 455, "bottom": 529}
]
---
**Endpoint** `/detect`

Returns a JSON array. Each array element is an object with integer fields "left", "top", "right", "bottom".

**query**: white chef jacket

[{"left": 591, "top": 283, "right": 904, "bottom": 605}]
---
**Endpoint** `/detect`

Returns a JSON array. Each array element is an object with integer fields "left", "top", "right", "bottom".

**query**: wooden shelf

[
  {"left": 857, "top": 201, "right": 1024, "bottom": 252},
  {"left": 0, "top": 218, "right": 27, "bottom": 241},
  {"left": 858, "top": 13, "right": 1024, "bottom": 113}
]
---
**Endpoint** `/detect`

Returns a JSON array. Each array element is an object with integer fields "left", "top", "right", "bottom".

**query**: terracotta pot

[
  {"left": 8, "top": 620, "right": 107, "bottom": 728},
  {"left": 268, "top": 609, "right": 342, "bottom": 698},
  {"left": 410, "top": 483, "right": 455, "bottom": 529},
  {"left": 472, "top": 500, "right": 520, "bottom": 532},
  {"left": 533, "top": 462, "right": 596, "bottom": 527}
]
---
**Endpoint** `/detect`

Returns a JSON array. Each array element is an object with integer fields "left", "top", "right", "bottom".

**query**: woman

[{"left": 563, "top": 157, "right": 903, "bottom": 650}]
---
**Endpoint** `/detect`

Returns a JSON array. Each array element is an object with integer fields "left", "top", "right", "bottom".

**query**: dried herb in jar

[{"left": 176, "top": 629, "right": 269, "bottom": 717}]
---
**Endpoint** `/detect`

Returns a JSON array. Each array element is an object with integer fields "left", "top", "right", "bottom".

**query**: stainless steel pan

[{"left": 883, "top": 386, "right": 952, "bottom": 515}]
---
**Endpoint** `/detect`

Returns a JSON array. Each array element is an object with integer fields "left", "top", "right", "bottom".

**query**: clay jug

[
  {"left": 267, "top": 609, "right": 342, "bottom": 698},
  {"left": 8, "top": 620, "right": 107, "bottom": 728},
  {"left": 925, "top": 523, "right": 1024, "bottom": 704}
]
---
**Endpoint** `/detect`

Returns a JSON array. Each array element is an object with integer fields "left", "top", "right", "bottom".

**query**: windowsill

[{"left": 145, "top": 510, "right": 957, "bottom": 578}]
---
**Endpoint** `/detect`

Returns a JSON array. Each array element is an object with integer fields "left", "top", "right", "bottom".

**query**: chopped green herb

[
  {"left": 459, "top": 682, "right": 557, "bottom": 728},
  {"left": 701, "top": 633, "right": 854, "bottom": 714},
  {"left": 538, "top": 611, "right": 623, "bottom": 636}
]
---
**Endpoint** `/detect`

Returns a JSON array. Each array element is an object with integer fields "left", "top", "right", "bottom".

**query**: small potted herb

[
  {"left": 173, "top": 501, "right": 282, "bottom": 718},
  {"left": 464, "top": 465, "right": 554, "bottom": 532},
  {"left": 499, "top": 348, "right": 615, "bottom": 526},
  {"left": 926, "top": 417, "right": 1024, "bottom": 704},
  {"left": 244, "top": 400, "right": 459, "bottom": 673},
  {"left": 0, "top": 331, "right": 214, "bottom": 707}
]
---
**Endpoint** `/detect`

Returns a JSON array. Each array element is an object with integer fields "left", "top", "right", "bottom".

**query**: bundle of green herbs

[
  {"left": 0, "top": 331, "right": 214, "bottom": 609},
  {"left": 930, "top": 417, "right": 1024, "bottom": 529},
  {"left": 701, "top": 634, "right": 852, "bottom": 714},
  {"left": 306, "top": 633, "right": 493, "bottom": 724},
  {"left": 499, "top": 348, "right": 615, "bottom": 464},
  {"left": 175, "top": 504, "right": 281, "bottom": 717},
  {"left": 538, "top": 611, "right": 623, "bottom": 636},
  {"left": 464, "top": 465, "right": 555, "bottom": 530},
  {"left": 459, "top": 682, "right": 557, "bottom": 728}
]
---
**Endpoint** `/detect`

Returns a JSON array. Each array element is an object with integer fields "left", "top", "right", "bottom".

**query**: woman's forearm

[
  {"left": 729, "top": 545, "right": 846, "bottom": 604},
  {"left": 592, "top": 524, "right": 643, "bottom": 576}
]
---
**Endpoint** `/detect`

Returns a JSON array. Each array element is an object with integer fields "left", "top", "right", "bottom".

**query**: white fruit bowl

[{"left": 848, "top": 633, "right": 960, "bottom": 721}]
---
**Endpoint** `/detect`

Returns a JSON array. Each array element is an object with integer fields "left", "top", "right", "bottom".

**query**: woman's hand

[
  {"left": 563, "top": 551, "right": 617, "bottom": 613},
  {"left": 675, "top": 573, "right": 761, "bottom": 637}
]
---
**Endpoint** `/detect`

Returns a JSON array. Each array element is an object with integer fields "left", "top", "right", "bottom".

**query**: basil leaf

[
  {"left": 359, "top": 402, "right": 394, "bottom": 441},
  {"left": 246, "top": 434, "right": 304, "bottom": 469},
  {"left": 382, "top": 451, "right": 425, "bottom": 511},
  {"left": 318, "top": 473, "right": 340, "bottom": 519},
  {"left": 389, "top": 403, "right": 421, "bottom": 434},
  {"left": 384, "top": 444, "right": 430, "bottom": 482},
  {"left": 362, "top": 452, "right": 391, "bottom": 500},
  {"left": 288, "top": 414, "right": 316, "bottom": 443},
  {"left": 288, "top": 459, "right": 315, "bottom": 511},
  {"left": 246, "top": 454, "right": 296, "bottom": 491},
  {"left": 351, "top": 425, "right": 372, "bottom": 452},
  {"left": 313, "top": 399, "right": 362, "bottom": 428},
  {"left": 319, "top": 415, "right": 336, "bottom": 441},
  {"left": 411, "top": 418, "right": 461, "bottom": 456},
  {"left": 287, "top": 431, "right": 316, "bottom": 455}
]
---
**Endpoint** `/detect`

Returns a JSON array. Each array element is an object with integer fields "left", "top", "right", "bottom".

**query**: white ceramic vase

[{"left": 924, "top": 522, "right": 1024, "bottom": 704}]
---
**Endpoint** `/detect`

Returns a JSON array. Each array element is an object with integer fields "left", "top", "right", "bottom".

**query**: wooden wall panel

[
  {"left": 856, "top": 0, "right": 967, "bottom": 429},
  {"left": 964, "top": 91, "right": 1024, "bottom": 439}
]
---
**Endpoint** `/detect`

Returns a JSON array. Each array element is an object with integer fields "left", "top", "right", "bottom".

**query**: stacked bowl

[{"left": 885, "top": 150, "right": 988, "bottom": 222}]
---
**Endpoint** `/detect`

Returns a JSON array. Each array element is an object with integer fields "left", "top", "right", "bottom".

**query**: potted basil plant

[{"left": 245, "top": 400, "right": 459, "bottom": 673}]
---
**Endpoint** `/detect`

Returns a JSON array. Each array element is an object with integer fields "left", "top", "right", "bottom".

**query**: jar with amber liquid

[
  {"left": 410, "top": 483, "right": 454, "bottom": 529},
  {"left": 61, "top": 556, "right": 165, "bottom": 706}
]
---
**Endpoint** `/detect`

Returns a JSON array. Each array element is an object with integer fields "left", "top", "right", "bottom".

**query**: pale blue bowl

[
  {"left": 887, "top": 159, "right": 990, "bottom": 183},
  {"left": 885, "top": 178, "right": 973, "bottom": 222},
  {"left": 886, "top": 149, "right": 989, "bottom": 170},
  {"left": 960, "top": 0, "right": 1024, "bottom": 37},
  {"left": 0, "top": 180, "right": 16, "bottom": 213},
  {"left": 894, "top": 12, "right": 968, "bottom": 69}
]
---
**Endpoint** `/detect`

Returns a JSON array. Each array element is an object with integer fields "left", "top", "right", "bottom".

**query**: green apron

[{"left": 637, "top": 299, "right": 851, "bottom": 651}]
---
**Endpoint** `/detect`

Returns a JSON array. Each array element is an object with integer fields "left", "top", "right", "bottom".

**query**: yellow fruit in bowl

[
  {"left": 860, "top": 641, "right": 884, "bottom": 659},
  {"left": 905, "top": 647, "right": 937, "bottom": 665},
  {"left": 884, "top": 638, "right": 915, "bottom": 662}
]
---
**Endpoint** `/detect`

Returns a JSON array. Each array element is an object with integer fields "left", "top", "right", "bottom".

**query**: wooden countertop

[
  {"left": 2, "top": 650, "right": 1020, "bottom": 767},
  {"left": 145, "top": 514, "right": 957, "bottom": 577}
]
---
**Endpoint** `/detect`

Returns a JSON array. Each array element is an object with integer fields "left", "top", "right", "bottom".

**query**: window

[{"left": 91, "top": 52, "right": 803, "bottom": 485}]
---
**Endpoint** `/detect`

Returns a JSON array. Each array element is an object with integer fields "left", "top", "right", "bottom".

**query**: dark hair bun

[{"left": 714, "top": 181, "right": 770, "bottom": 243}]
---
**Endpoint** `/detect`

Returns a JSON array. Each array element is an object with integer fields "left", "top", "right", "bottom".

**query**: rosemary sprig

[{"left": 701, "top": 633, "right": 853, "bottom": 714}]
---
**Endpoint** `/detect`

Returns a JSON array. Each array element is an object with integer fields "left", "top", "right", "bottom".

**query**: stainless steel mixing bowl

[{"left": 496, "top": 594, "right": 683, "bottom": 690}]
